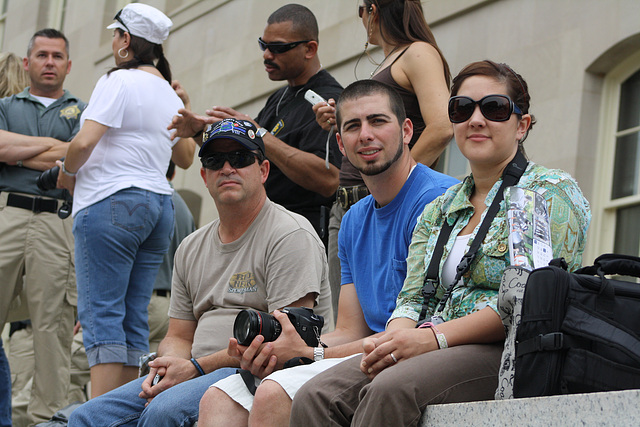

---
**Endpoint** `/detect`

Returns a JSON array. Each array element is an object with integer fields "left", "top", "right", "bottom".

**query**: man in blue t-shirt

[{"left": 198, "top": 79, "right": 459, "bottom": 426}]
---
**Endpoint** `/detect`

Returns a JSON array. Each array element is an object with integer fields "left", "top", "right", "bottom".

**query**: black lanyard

[{"left": 417, "top": 151, "right": 528, "bottom": 323}]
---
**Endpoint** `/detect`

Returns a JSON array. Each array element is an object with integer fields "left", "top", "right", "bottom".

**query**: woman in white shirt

[{"left": 57, "top": 3, "right": 194, "bottom": 397}]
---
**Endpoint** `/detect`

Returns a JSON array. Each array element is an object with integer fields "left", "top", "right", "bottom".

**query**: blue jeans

[
  {"left": 68, "top": 368, "right": 237, "bottom": 426},
  {"left": 0, "top": 339, "right": 10, "bottom": 427},
  {"left": 74, "top": 188, "right": 174, "bottom": 367}
]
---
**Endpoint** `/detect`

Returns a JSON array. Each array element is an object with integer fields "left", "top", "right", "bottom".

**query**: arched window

[{"left": 591, "top": 50, "right": 640, "bottom": 257}]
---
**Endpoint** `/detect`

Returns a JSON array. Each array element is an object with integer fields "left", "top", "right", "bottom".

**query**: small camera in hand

[{"left": 233, "top": 307, "right": 324, "bottom": 347}]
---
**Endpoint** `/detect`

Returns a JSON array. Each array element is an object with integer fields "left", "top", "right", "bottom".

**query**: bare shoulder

[{"left": 401, "top": 41, "right": 444, "bottom": 69}]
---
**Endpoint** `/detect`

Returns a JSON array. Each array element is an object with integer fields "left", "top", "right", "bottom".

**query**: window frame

[{"left": 590, "top": 49, "right": 640, "bottom": 257}]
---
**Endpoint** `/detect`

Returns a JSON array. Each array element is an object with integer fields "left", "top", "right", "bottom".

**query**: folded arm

[{"left": 0, "top": 129, "right": 64, "bottom": 165}]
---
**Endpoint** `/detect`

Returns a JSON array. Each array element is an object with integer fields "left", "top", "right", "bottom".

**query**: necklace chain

[{"left": 370, "top": 45, "right": 401, "bottom": 78}]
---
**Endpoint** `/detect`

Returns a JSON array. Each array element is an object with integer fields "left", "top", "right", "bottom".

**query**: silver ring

[{"left": 390, "top": 353, "right": 398, "bottom": 363}]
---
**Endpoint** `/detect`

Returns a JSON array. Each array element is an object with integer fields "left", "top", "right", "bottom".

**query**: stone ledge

[{"left": 420, "top": 389, "right": 640, "bottom": 426}]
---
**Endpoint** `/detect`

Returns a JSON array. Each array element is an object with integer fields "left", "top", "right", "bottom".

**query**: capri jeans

[
  {"left": 73, "top": 188, "right": 174, "bottom": 367},
  {"left": 290, "top": 343, "right": 503, "bottom": 427}
]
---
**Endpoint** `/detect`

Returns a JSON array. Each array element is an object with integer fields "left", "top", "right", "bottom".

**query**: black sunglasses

[
  {"left": 448, "top": 94, "right": 523, "bottom": 123},
  {"left": 201, "top": 150, "right": 261, "bottom": 171},
  {"left": 258, "top": 37, "right": 310, "bottom": 54},
  {"left": 113, "top": 9, "right": 130, "bottom": 33},
  {"left": 358, "top": 5, "right": 370, "bottom": 18}
]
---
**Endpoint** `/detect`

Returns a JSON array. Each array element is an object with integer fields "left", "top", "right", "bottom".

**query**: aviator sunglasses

[
  {"left": 201, "top": 150, "right": 262, "bottom": 171},
  {"left": 258, "top": 37, "right": 310, "bottom": 54},
  {"left": 448, "top": 94, "right": 523, "bottom": 123}
]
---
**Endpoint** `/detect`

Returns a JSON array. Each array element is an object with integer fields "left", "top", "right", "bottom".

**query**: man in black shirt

[{"left": 173, "top": 4, "right": 342, "bottom": 244}]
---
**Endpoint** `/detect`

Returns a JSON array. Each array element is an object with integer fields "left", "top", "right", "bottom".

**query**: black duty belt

[
  {"left": 154, "top": 290, "right": 169, "bottom": 297},
  {"left": 6, "top": 193, "right": 58, "bottom": 213},
  {"left": 336, "top": 185, "right": 370, "bottom": 210}
]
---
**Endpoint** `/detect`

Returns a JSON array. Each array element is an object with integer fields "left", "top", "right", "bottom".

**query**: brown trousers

[{"left": 290, "top": 343, "right": 503, "bottom": 427}]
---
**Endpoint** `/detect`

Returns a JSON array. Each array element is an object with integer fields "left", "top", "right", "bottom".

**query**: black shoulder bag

[
  {"left": 513, "top": 254, "right": 640, "bottom": 397},
  {"left": 417, "top": 151, "right": 528, "bottom": 325}
]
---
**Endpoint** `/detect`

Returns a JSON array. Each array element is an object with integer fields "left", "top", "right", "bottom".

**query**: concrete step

[{"left": 420, "top": 389, "right": 640, "bottom": 426}]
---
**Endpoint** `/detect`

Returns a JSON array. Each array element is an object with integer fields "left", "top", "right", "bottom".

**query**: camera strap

[
  {"left": 417, "top": 150, "right": 528, "bottom": 323},
  {"left": 238, "top": 369, "right": 259, "bottom": 395}
]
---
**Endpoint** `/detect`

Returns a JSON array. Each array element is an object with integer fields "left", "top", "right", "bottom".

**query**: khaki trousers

[
  {"left": 8, "top": 326, "right": 89, "bottom": 427},
  {"left": 0, "top": 193, "right": 76, "bottom": 424},
  {"left": 327, "top": 202, "right": 345, "bottom": 323},
  {"left": 147, "top": 292, "right": 170, "bottom": 354}
]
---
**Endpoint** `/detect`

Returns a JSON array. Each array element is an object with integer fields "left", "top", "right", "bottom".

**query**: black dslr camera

[
  {"left": 35, "top": 162, "right": 73, "bottom": 219},
  {"left": 233, "top": 307, "right": 324, "bottom": 347},
  {"left": 36, "top": 165, "right": 60, "bottom": 191}
]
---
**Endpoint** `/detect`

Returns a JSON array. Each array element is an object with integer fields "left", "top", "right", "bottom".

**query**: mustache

[
  {"left": 216, "top": 176, "right": 243, "bottom": 187},
  {"left": 264, "top": 60, "right": 280, "bottom": 70}
]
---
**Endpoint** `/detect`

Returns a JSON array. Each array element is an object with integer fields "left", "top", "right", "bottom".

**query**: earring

[{"left": 118, "top": 47, "right": 129, "bottom": 59}]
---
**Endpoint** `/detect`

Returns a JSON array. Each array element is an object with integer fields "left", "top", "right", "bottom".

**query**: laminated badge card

[{"left": 505, "top": 187, "right": 552, "bottom": 270}]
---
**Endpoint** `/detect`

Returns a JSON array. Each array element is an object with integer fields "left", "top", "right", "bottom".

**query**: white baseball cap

[{"left": 107, "top": 3, "right": 172, "bottom": 45}]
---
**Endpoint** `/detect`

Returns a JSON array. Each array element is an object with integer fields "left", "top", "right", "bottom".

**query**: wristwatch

[
  {"left": 313, "top": 346, "right": 325, "bottom": 362},
  {"left": 256, "top": 127, "right": 268, "bottom": 138}
]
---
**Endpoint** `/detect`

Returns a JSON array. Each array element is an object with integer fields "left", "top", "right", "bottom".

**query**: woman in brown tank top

[{"left": 315, "top": 0, "right": 452, "bottom": 168}]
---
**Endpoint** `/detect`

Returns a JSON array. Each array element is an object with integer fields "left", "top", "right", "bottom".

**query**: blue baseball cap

[{"left": 199, "top": 119, "right": 266, "bottom": 157}]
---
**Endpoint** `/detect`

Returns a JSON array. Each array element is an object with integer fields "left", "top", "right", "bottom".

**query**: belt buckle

[
  {"left": 31, "top": 196, "right": 43, "bottom": 213},
  {"left": 338, "top": 187, "right": 350, "bottom": 210}
]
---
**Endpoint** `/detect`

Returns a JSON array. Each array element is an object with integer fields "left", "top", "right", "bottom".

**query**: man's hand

[
  {"left": 206, "top": 106, "right": 255, "bottom": 126},
  {"left": 312, "top": 98, "right": 336, "bottom": 132},
  {"left": 138, "top": 356, "right": 198, "bottom": 402},
  {"left": 168, "top": 108, "right": 217, "bottom": 141},
  {"left": 360, "top": 328, "right": 437, "bottom": 379},
  {"left": 226, "top": 310, "right": 311, "bottom": 378},
  {"left": 227, "top": 336, "right": 277, "bottom": 379}
]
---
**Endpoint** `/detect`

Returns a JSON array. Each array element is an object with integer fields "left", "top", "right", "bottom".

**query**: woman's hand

[
  {"left": 313, "top": 98, "right": 336, "bottom": 131},
  {"left": 171, "top": 80, "right": 191, "bottom": 110},
  {"left": 360, "top": 328, "right": 438, "bottom": 379},
  {"left": 55, "top": 159, "right": 75, "bottom": 194}
]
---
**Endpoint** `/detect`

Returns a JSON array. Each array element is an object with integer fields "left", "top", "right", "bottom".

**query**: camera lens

[
  {"left": 36, "top": 166, "right": 60, "bottom": 191},
  {"left": 233, "top": 309, "right": 282, "bottom": 346}
]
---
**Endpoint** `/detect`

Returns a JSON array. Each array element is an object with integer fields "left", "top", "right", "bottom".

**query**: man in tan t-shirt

[{"left": 69, "top": 118, "right": 333, "bottom": 426}]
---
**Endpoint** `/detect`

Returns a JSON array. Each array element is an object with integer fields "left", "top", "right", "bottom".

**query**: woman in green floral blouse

[{"left": 290, "top": 60, "right": 591, "bottom": 427}]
